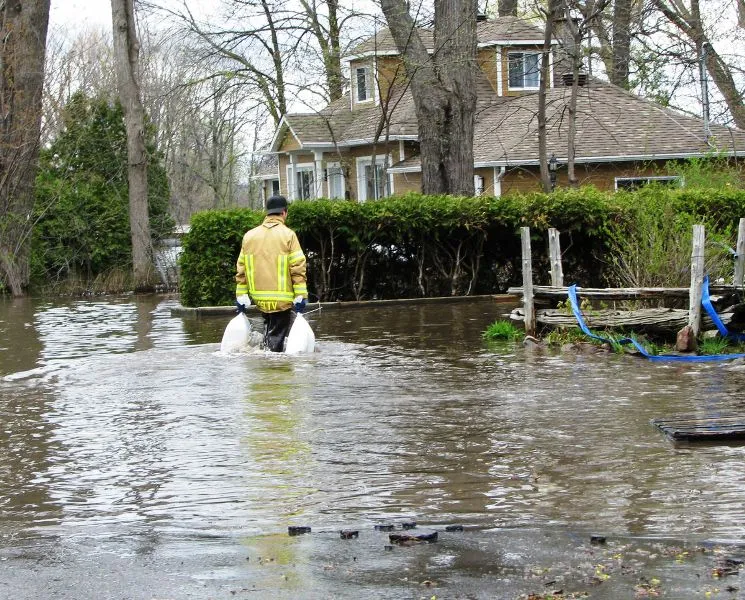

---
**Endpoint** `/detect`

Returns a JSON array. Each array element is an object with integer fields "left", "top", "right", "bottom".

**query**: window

[
  {"left": 508, "top": 52, "right": 540, "bottom": 90},
  {"left": 356, "top": 66, "right": 372, "bottom": 102},
  {"left": 356, "top": 156, "right": 392, "bottom": 201},
  {"left": 326, "top": 163, "right": 345, "bottom": 199},
  {"left": 263, "top": 179, "right": 280, "bottom": 202},
  {"left": 614, "top": 176, "right": 683, "bottom": 191},
  {"left": 296, "top": 167, "right": 315, "bottom": 200},
  {"left": 474, "top": 175, "right": 485, "bottom": 196}
]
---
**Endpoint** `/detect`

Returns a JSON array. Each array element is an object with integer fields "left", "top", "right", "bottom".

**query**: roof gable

[{"left": 345, "top": 16, "right": 545, "bottom": 58}]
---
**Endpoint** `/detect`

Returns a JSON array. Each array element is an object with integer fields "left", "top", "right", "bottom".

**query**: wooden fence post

[
  {"left": 548, "top": 228, "right": 564, "bottom": 287},
  {"left": 521, "top": 227, "right": 535, "bottom": 336},
  {"left": 687, "top": 224, "right": 706, "bottom": 337},
  {"left": 735, "top": 218, "right": 745, "bottom": 288}
]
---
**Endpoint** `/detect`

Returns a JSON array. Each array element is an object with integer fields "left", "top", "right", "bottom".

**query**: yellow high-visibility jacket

[{"left": 235, "top": 215, "right": 308, "bottom": 313}]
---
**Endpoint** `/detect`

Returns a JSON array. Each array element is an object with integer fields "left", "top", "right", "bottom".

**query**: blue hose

[{"left": 567, "top": 279, "right": 745, "bottom": 362}]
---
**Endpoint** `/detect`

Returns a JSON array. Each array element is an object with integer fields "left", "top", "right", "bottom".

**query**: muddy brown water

[{"left": 2, "top": 294, "right": 745, "bottom": 598}]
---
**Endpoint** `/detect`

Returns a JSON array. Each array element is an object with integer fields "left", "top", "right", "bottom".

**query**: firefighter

[{"left": 235, "top": 195, "right": 308, "bottom": 352}]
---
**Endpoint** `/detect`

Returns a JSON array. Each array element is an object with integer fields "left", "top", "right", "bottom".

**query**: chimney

[{"left": 552, "top": 7, "right": 583, "bottom": 84}]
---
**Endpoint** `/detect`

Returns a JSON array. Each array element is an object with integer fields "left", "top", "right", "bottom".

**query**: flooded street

[{"left": 2, "top": 295, "right": 745, "bottom": 599}]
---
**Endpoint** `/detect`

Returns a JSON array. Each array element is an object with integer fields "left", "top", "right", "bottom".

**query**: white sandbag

[
  {"left": 220, "top": 313, "right": 252, "bottom": 353},
  {"left": 284, "top": 313, "right": 315, "bottom": 354}
]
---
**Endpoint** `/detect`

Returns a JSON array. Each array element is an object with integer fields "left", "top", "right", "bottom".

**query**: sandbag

[
  {"left": 220, "top": 313, "right": 252, "bottom": 353},
  {"left": 284, "top": 313, "right": 315, "bottom": 354}
]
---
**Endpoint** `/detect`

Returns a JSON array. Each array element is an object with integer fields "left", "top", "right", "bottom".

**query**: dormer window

[
  {"left": 355, "top": 66, "right": 372, "bottom": 102},
  {"left": 508, "top": 51, "right": 541, "bottom": 90}
]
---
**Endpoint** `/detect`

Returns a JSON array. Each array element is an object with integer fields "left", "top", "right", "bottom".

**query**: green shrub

[
  {"left": 30, "top": 93, "right": 173, "bottom": 291},
  {"left": 178, "top": 187, "right": 745, "bottom": 307},
  {"left": 179, "top": 208, "right": 263, "bottom": 307}
]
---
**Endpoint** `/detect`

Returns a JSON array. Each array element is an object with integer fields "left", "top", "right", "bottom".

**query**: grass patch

[{"left": 482, "top": 320, "right": 522, "bottom": 341}]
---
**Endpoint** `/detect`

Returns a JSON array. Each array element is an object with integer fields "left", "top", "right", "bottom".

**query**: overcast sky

[
  {"left": 49, "top": 1, "right": 222, "bottom": 30},
  {"left": 50, "top": 0, "right": 112, "bottom": 29}
]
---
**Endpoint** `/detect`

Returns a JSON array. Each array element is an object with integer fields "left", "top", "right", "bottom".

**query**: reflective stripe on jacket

[{"left": 235, "top": 215, "right": 308, "bottom": 313}]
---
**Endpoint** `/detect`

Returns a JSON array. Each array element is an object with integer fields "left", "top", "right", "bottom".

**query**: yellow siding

[
  {"left": 278, "top": 131, "right": 301, "bottom": 152},
  {"left": 376, "top": 56, "right": 407, "bottom": 103},
  {"left": 478, "top": 48, "right": 498, "bottom": 92},
  {"left": 501, "top": 161, "right": 673, "bottom": 195}
]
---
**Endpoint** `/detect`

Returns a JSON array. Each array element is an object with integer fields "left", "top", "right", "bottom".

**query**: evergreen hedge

[{"left": 178, "top": 188, "right": 745, "bottom": 307}]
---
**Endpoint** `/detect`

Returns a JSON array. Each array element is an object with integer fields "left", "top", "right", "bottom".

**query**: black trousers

[{"left": 262, "top": 310, "right": 295, "bottom": 352}]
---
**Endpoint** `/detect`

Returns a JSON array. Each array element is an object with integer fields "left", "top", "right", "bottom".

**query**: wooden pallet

[{"left": 652, "top": 414, "right": 745, "bottom": 442}]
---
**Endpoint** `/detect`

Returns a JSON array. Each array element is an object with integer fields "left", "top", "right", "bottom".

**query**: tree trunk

[
  {"left": 0, "top": 0, "right": 51, "bottom": 296},
  {"left": 380, "top": 0, "right": 477, "bottom": 196},
  {"left": 538, "top": 0, "right": 559, "bottom": 193},
  {"left": 111, "top": 0, "right": 153, "bottom": 291}
]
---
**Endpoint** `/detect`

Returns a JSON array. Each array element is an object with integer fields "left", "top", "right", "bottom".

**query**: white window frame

[
  {"left": 354, "top": 65, "right": 373, "bottom": 104},
  {"left": 614, "top": 176, "right": 683, "bottom": 191},
  {"left": 474, "top": 174, "right": 485, "bottom": 196},
  {"left": 325, "top": 161, "right": 346, "bottom": 199},
  {"left": 356, "top": 154, "right": 393, "bottom": 202},
  {"left": 286, "top": 162, "right": 316, "bottom": 200},
  {"left": 507, "top": 51, "right": 541, "bottom": 91}
]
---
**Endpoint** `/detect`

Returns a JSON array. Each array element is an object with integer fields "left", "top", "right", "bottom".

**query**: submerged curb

[{"left": 170, "top": 293, "right": 519, "bottom": 317}]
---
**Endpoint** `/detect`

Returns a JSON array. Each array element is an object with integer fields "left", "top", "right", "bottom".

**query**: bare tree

[
  {"left": 650, "top": 0, "right": 745, "bottom": 129},
  {"left": 380, "top": 0, "right": 478, "bottom": 196},
  {"left": 0, "top": 0, "right": 51, "bottom": 296},
  {"left": 537, "top": 0, "right": 561, "bottom": 192},
  {"left": 111, "top": 0, "right": 153, "bottom": 290}
]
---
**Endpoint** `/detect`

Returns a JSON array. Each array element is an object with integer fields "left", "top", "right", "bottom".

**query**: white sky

[
  {"left": 50, "top": 0, "right": 112, "bottom": 30},
  {"left": 49, "top": 1, "right": 222, "bottom": 30}
]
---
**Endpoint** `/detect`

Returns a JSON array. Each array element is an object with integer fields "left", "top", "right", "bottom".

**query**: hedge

[{"left": 178, "top": 188, "right": 745, "bottom": 307}]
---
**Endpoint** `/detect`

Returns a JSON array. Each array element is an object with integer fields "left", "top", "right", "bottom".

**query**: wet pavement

[{"left": 2, "top": 294, "right": 745, "bottom": 598}]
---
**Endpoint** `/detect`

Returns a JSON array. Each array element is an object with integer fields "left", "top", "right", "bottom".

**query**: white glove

[
  {"left": 294, "top": 295, "right": 303, "bottom": 304},
  {"left": 236, "top": 294, "right": 251, "bottom": 308}
]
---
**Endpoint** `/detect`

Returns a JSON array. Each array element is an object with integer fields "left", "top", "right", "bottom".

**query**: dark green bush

[
  {"left": 31, "top": 93, "right": 173, "bottom": 290},
  {"left": 178, "top": 187, "right": 745, "bottom": 307}
]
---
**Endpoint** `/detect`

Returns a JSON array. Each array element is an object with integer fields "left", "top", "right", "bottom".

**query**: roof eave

[{"left": 389, "top": 150, "right": 745, "bottom": 173}]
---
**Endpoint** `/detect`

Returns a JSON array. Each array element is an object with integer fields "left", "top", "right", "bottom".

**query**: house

[{"left": 262, "top": 15, "right": 745, "bottom": 201}]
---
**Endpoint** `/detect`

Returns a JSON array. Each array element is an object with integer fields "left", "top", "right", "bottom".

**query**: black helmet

[{"left": 266, "top": 195, "right": 288, "bottom": 215}]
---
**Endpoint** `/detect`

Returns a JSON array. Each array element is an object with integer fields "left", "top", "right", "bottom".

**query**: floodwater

[{"left": 2, "top": 294, "right": 745, "bottom": 599}]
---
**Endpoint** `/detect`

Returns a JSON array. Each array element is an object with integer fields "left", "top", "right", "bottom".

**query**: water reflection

[{"left": 2, "top": 294, "right": 745, "bottom": 558}]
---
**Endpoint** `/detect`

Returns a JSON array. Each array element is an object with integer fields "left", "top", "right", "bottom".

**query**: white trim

[
  {"left": 356, "top": 154, "right": 393, "bottom": 201},
  {"left": 313, "top": 151, "right": 324, "bottom": 198},
  {"left": 270, "top": 116, "right": 302, "bottom": 152},
  {"left": 493, "top": 166, "right": 506, "bottom": 197},
  {"left": 496, "top": 45, "right": 503, "bottom": 96},
  {"left": 343, "top": 50, "right": 401, "bottom": 62},
  {"left": 298, "top": 135, "right": 418, "bottom": 149},
  {"left": 251, "top": 173, "right": 280, "bottom": 181},
  {"left": 387, "top": 165, "right": 420, "bottom": 173},
  {"left": 288, "top": 154, "right": 297, "bottom": 199},
  {"left": 388, "top": 150, "right": 745, "bottom": 173},
  {"left": 399, "top": 140, "right": 405, "bottom": 162},
  {"left": 478, "top": 39, "right": 547, "bottom": 47}
]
